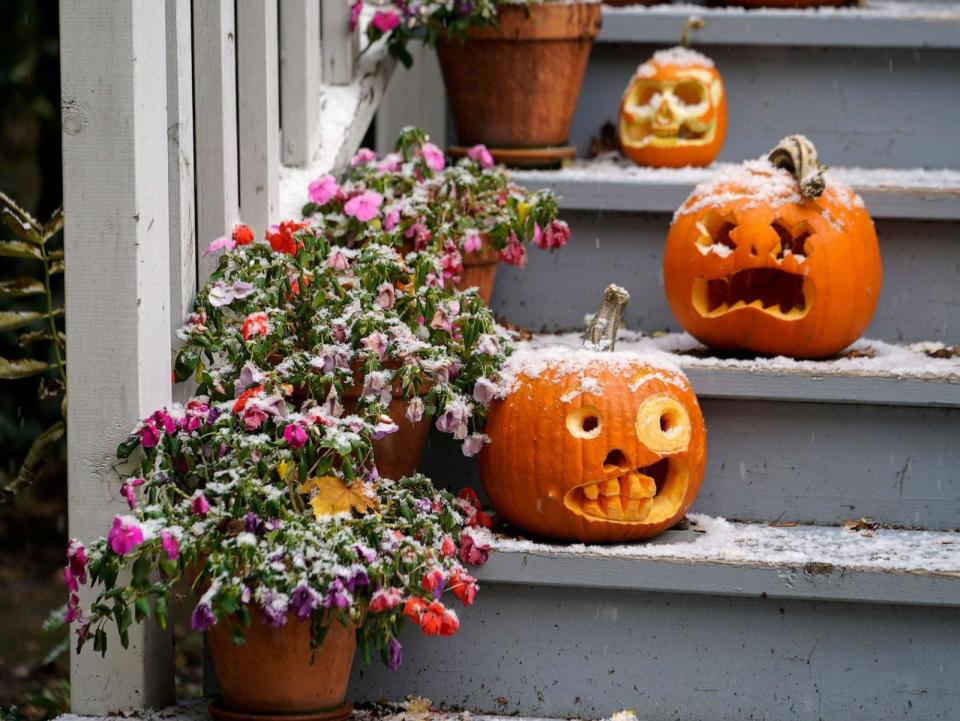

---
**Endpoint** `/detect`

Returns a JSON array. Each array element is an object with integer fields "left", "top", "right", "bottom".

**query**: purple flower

[
  {"left": 260, "top": 590, "right": 289, "bottom": 628},
  {"left": 307, "top": 174, "right": 339, "bottom": 206},
  {"left": 206, "top": 406, "right": 222, "bottom": 425},
  {"left": 372, "top": 415, "right": 399, "bottom": 441},
  {"left": 415, "top": 498, "right": 433, "bottom": 514},
  {"left": 245, "top": 512, "right": 262, "bottom": 534},
  {"left": 461, "top": 433, "right": 490, "bottom": 458},
  {"left": 387, "top": 638, "right": 403, "bottom": 671},
  {"left": 323, "top": 578, "right": 353, "bottom": 609},
  {"left": 160, "top": 531, "right": 180, "bottom": 560},
  {"left": 192, "top": 493, "right": 211, "bottom": 518},
  {"left": 208, "top": 279, "right": 255, "bottom": 308},
  {"left": 344, "top": 191, "right": 383, "bottom": 222},
  {"left": 290, "top": 582, "right": 322, "bottom": 622},
  {"left": 346, "top": 568, "right": 370, "bottom": 593},
  {"left": 108, "top": 516, "right": 144, "bottom": 555},
  {"left": 435, "top": 399, "right": 471, "bottom": 440},
  {"left": 284, "top": 423, "right": 309, "bottom": 449},
  {"left": 191, "top": 602, "right": 216, "bottom": 632},
  {"left": 354, "top": 543, "right": 376, "bottom": 563},
  {"left": 467, "top": 144, "right": 494, "bottom": 169}
]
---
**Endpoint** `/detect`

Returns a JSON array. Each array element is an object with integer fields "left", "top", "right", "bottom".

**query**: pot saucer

[
  {"left": 447, "top": 144, "right": 576, "bottom": 169},
  {"left": 208, "top": 699, "right": 353, "bottom": 721}
]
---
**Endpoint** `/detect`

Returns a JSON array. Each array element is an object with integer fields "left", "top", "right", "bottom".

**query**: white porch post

[{"left": 60, "top": 0, "right": 176, "bottom": 713}]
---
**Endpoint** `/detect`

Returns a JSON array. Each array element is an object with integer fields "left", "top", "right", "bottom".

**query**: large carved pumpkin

[
  {"left": 619, "top": 44, "right": 726, "bottom": 168},
  {"left": 663, "top": 136, "right": 882, "bottom": 359},
  {"left": 479, "top": 286, "right": 706, "bottom": 543}
]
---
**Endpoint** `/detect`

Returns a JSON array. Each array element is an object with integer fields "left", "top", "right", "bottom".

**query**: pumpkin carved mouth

[
  {"left": 563, "top": 456, "right": 690, "bottom": 524},
  {"left": 691, "top": 269, "right": 814, "bottom": 320}
]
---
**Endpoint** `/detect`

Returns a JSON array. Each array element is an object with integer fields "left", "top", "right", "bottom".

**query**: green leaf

[
  {"left": 174, "top": 349, "right": 199, "bottom": 383},
  {"left": 3, "top": 420, "right": 65, "bottom": 496},
  {"left": 134, "top": 597, "right": 151, "bottom": 622},
  {"left": 0, "top": 356, "right": 51, "bottom": 379},
  {"left": 0, "top": 193, "right": 42, "bottom": 244},
  {"left": 43, "top": 207, "right": 64, "bottom": 239},
  {"left": 0, "top": 240, "right": 42, "bottom": 260},
  {"left": 0, "top": 310, "right": 47, "bottom": 332},
  {"left": 155, "top": 596, "right": 168, "bottom": 629},
  {"left": 0, "top": 277, "right": 45, "bottom": 298}
]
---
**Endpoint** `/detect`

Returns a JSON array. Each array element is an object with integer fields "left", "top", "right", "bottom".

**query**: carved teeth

[
  {"left": 600, "top": 479, "right": 621, "bottom": 497},
  {"left": 601, "top": 496, "right": 625, "bottom": 520},
  {"left": 583, "top": 483, "right": 600, "bottom": 500},
  {"left": 624, "top": 498, "right": 652, "bottom": 522},
  {"left": 623, "top": 471, "right": 656, "bottom": 499},
  {"left": 583, "top": 499, "right": 605, "bottom": 517}
]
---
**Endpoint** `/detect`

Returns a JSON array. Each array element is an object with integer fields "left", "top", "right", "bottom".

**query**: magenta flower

[
  {"left": 541, "top": 219, "right": 571, "bottom": 249},
  {"left": 499, "top": 235, "right": 527, "bottom": 268},
  {"left": 349, "top": 0, "right": 362, "bottom": 31},
  {"left": 243, "top": 405, "right": 269, "bottom": 431},
  {"left": 350, "top": 148, "right": 376, "bottom": 167},
  {"left": 371, "top": 8, "right": 400, "bottom": 33},
  {"left": 421, "top": 142, "right": 445, "bottom": 171},
  {"left": 191, "top": 493, "right": 211, "bottom": 518},
  {"left": 344, "top": 191, "right": 383, "bottom": 222},
  {"left": 63, "top": 566, "right": 78, "bottom": 593},
  {"left": 284, "top": 423, "right": 309, "bottom": 449},
  {"left": 202, "top": 235, "right": 236, "bottom": 256},
  {"left": 67, "top": 539, "right": 87, "bottom": 585},
  {"left": 387, "top": 638, "right": 403, "bottom": 671},
  {"left": 384, "top": 208, "right": 401, "bottom": 231},
  {"left": 139, "top": 421, "right": 160, "bottom": 449},
  {"left": 467, "top": 144, "right": 494, "bottom": 169},
  {"left": 307, "top": 174, "right": 339, "bottom": 206},
  {"left": 119, "top": 477, "right": 145, "bottom": 510},
  {"left": 108, "top": 515, "right": 144, "bottom": 556},
  {"left": 65, "top": 594, "right": 85, "bottom": 624},
  {"left": 463, "top": 233, "right": 483, "bottom": 254},
  {"left": 160, "top": 531, "right": 180, "bottom": 560}
]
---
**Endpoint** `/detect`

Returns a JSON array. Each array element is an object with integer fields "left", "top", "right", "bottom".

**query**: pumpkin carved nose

[
  {"left": 603, "top": 449, "right": 629, "bottom": 473},
  {"left": 656, "top": 97, "right": 674, "bottom": 124}
]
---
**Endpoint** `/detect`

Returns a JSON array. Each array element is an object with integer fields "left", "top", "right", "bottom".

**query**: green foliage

[{"left": 0, "top": 192, "right": 65, "bottom": 499}]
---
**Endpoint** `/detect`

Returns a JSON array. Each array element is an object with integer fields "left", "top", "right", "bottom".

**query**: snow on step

[{"left": 470, "top": 515, "right": 960, "bottom": 576}]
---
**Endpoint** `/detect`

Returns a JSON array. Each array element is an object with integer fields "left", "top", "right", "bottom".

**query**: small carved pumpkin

[
  {"left": 663, "top": 135, "right": 882, "bottom": 359},
  {"left": 619, "top": 40, "right": 726, "bottom": 168},
  {"left": 479, "top": 286, "right": 707, "bottom": 543}
]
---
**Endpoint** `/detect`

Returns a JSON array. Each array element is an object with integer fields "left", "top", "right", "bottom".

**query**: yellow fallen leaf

[
  {"left": 277, "top": 460, "right": 292, "bottom": 481},
  {"left": 298, "top": 475, "right": 377, "bottom": 519}
]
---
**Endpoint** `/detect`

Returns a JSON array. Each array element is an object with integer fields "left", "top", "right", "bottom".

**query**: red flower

[
  {"left": 450, "top": 571, "right": 478, "bottom": 606},
  {"left": 421, "top": 568, "right": 445, "bottom": 596},
  {"left": 233, "top": 385, "right": 263, "bottom": 413},
  {"left": 440, "top": 535, "right": 456, "bottom": 557},
  {"left": 232, "top": 224, "right": 254, "bottom": 246},
  {"left": 369, "top": 587, "right": 403, "bottom": 613},
  {"left": 241, "top": 312, "right": 269, "bottom": 340},
  {"left": 459, "top": 531, "right": 490, "bottom": 566},
  {"left": 266, "top": 220, "right": 308, "bottom": 255},
  {"left": 403, "top": 596, "right": 428, "bottom": 624}
]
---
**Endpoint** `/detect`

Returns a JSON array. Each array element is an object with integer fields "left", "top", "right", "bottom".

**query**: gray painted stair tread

[
  {"left": 599, "top": 2, "right": 960, "bottom": 49},
  {"left": 471, "top": 516, "right": 960, "bottom": 607},
  {"left": 517, "top": 332, "right": 960, "bottom": 407},
  {"left": 513, "top": 159, "right": 960, "bottom": 220}
]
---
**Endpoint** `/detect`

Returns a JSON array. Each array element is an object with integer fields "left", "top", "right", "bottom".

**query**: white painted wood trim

[
  {"left": 321, "top": 0, "right": 358, "bottom": 85},
  {"left": 192, "top": 0, "right": 240, "bottom": 281},
  {"left": 60, "top": 0, "right": 175, "bottom": 712},
  {"left": 166, "top": 0, "right": 196, "bottom": 346},
  {"left": 237, "top": 0, "right": 281, "bottom": 231},
  {"left": 279, "top": 0, "right": 321, "bottom": 167},
  {"left": 375, "top": 43, "right": 446, "bottom": 155}
]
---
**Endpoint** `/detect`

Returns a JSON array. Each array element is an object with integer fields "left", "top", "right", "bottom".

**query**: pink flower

[
  {"left": 406, "top": 397, "right": 425, "bottom": 423},
  {"left": 191, "top": 493, "right": 211, "bottom": 518},
  {"left": 405, "top": 221, "right": 432, "bottom": 251},
  {"left": 376, "top": 282, "right": 395, "bottom": 310},
  {"left": 284, "top": 423, "right": 309, "bottom": 449},
  {"left": 371, "top": 8, "right": 400, "bottom": 33},
  {"left": 477, "top": 333, "right": 500, "bottom": 357},
  {"left": 327, "top": 247, "right": 351, "bottom": 270},
  {"left": 440, "top": 536, "right": 456, "bottom": 558},
  {"left": 430, "top": 300, "right": 460, "bottom": 334},
  {"left": 119, "top": 477, "right": 145, "bottom": 510},
  {"left": 202, "top": 235, "right": 235, "bottom": 256},
  {"left": 472, "top": 378, "right": 497, "bottom": 406},
  {"left": 307, "top": 174, "right": 338, "bottom": 206},
  {"left": 384, "top": 208, "right": 401, "bottom": 231},
  {"left": 363, "top": 331, "right": 388, "bottom": 358},
  {"left": 538, "top": 219, "right": 570, "bottom": 250},
  {"left": 421, "top": 142, "right": 445, "bottom": 171},
  {"left": 369, "top": 587, "right": 403, "bottom": 613},
  {"left": 463, "top": 233, "right": 483, "bottom": 254},
  {"left": 65, "top": 594, "right": 85, "bottom": 624},
  {"left": 349, "top": 0, "right": 363, "bottom": 31},
  {"left": 378, "top": 153, "right": 402, "bottom": 173},
  {"left": 350, "top": 148, "right": 376, "bottom": 167},
  {"left": 467, "top": 144, "right": 494, "bottom": 169},
  {"left": 108, "top": 516, "right": 144, "bottom": 556},
  {"left": 344, "top": 190, "right": 383, "bottom": 222},
  {"left": 435, "top": 398, "right": 470, "bottom": 440},
  {"left": 499, "top": 234, "right": 527, "bottom": 268},
  {"left": 462, "top": 433, "right": 490, "bottom": 458},
  {"left": 441, "top": 246, "right": 463, "bottom": 282},
  {"left": 459, "top": 529, "right": 490, "bottom": 566},
  {"left": 243, "top": 405, "right": 269, "bottom": 431},
  {"left": 161, "top": 531, "right": 180, "bottom": 560}
]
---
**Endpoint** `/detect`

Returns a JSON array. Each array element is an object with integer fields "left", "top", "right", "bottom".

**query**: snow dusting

[
  {"left": 637, "top": 46, "right": 715, "bottom": 78},
  {"left": 602, "top": 2, "right": 960, "bottom": 22},
  {"left": 473, "top": 514, "right": 960, "bottom": 575}
]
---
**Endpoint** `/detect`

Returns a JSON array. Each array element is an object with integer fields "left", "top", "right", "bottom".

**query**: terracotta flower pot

[
  {"left": 207, "top": 614, "right": 356, "bottom": 720},
  {"left": 436, "top": 3, "right": 602, "bottom": 149},
  {"left": 458, "top": 247, "right": 500, "bottom": 304}
]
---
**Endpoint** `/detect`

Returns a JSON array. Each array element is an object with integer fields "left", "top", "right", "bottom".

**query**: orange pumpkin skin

[
  {"left": 663, "top": 160, "right": 882, "bottom": 359},
  {"left": 478, "top": 357, "right": 706, "bottom": 543},
  {"left": 619, "top": 49, "right": 727, "bottom": 168}
]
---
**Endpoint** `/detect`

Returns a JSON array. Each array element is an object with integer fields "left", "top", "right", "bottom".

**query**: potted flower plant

[
  {"left": 302, "top": 128, "right": 570, "bottom": 305},
  {"left": 66, "top": 208, "right": 501, "bottom": 720},
  {"left": 361, "top": 2, "right": 602, "bottom": 164}
]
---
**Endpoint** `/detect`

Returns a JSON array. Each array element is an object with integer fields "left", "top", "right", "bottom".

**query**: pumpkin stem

[
  {"left": 680, "top": 17, "right": 706, "bottom": 49},
  {"left": 584, "top": 284, "right": 630, "bottom": 352},
  {"left": 768, "top": 135, "right": 827, "bottom": 200}
]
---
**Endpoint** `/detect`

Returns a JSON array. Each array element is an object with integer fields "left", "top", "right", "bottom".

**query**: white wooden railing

[{"left": 59, "top": 0, "right": 395, "bottom": 713}]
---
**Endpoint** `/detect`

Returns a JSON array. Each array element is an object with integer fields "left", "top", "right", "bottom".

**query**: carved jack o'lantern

[
  {"left": 619, "top": 43, "right": 726, "bottom": 168},
  {"left": 479, "top": 286, "right": 707, "bottom": 543},
  {"left": 664, "top": 136, "right": 882, "bottom": 359}
]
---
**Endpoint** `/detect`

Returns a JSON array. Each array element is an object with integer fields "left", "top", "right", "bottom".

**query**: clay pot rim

[{"left": 436, "top": 2, "right": 602, "bottom": 42}]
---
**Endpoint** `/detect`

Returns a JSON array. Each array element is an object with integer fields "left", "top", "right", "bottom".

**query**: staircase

[{"left": 348, "top": 3, "right": 960, "bottom": 720}]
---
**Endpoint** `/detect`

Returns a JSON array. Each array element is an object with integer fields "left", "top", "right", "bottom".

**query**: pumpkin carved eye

[
  {"left": 566, "top": 405, "right": 602, "bottom": 439},
  {"left": 636, "top": 394, "right": 691, "bottom": 453}
]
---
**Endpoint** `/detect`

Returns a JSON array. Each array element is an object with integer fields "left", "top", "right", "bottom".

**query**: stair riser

[
  {"left": 421, "top": 400, "right": 960, "bottom": 531},
  {"left": 573, "top": 45, "right": 960, "bottom": 169},
  {"left": 350, "top": 583, "right": 960, "bottom": 720},
  {"left": 490, "top": 212, "right": 960, "bottom": 345}
]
